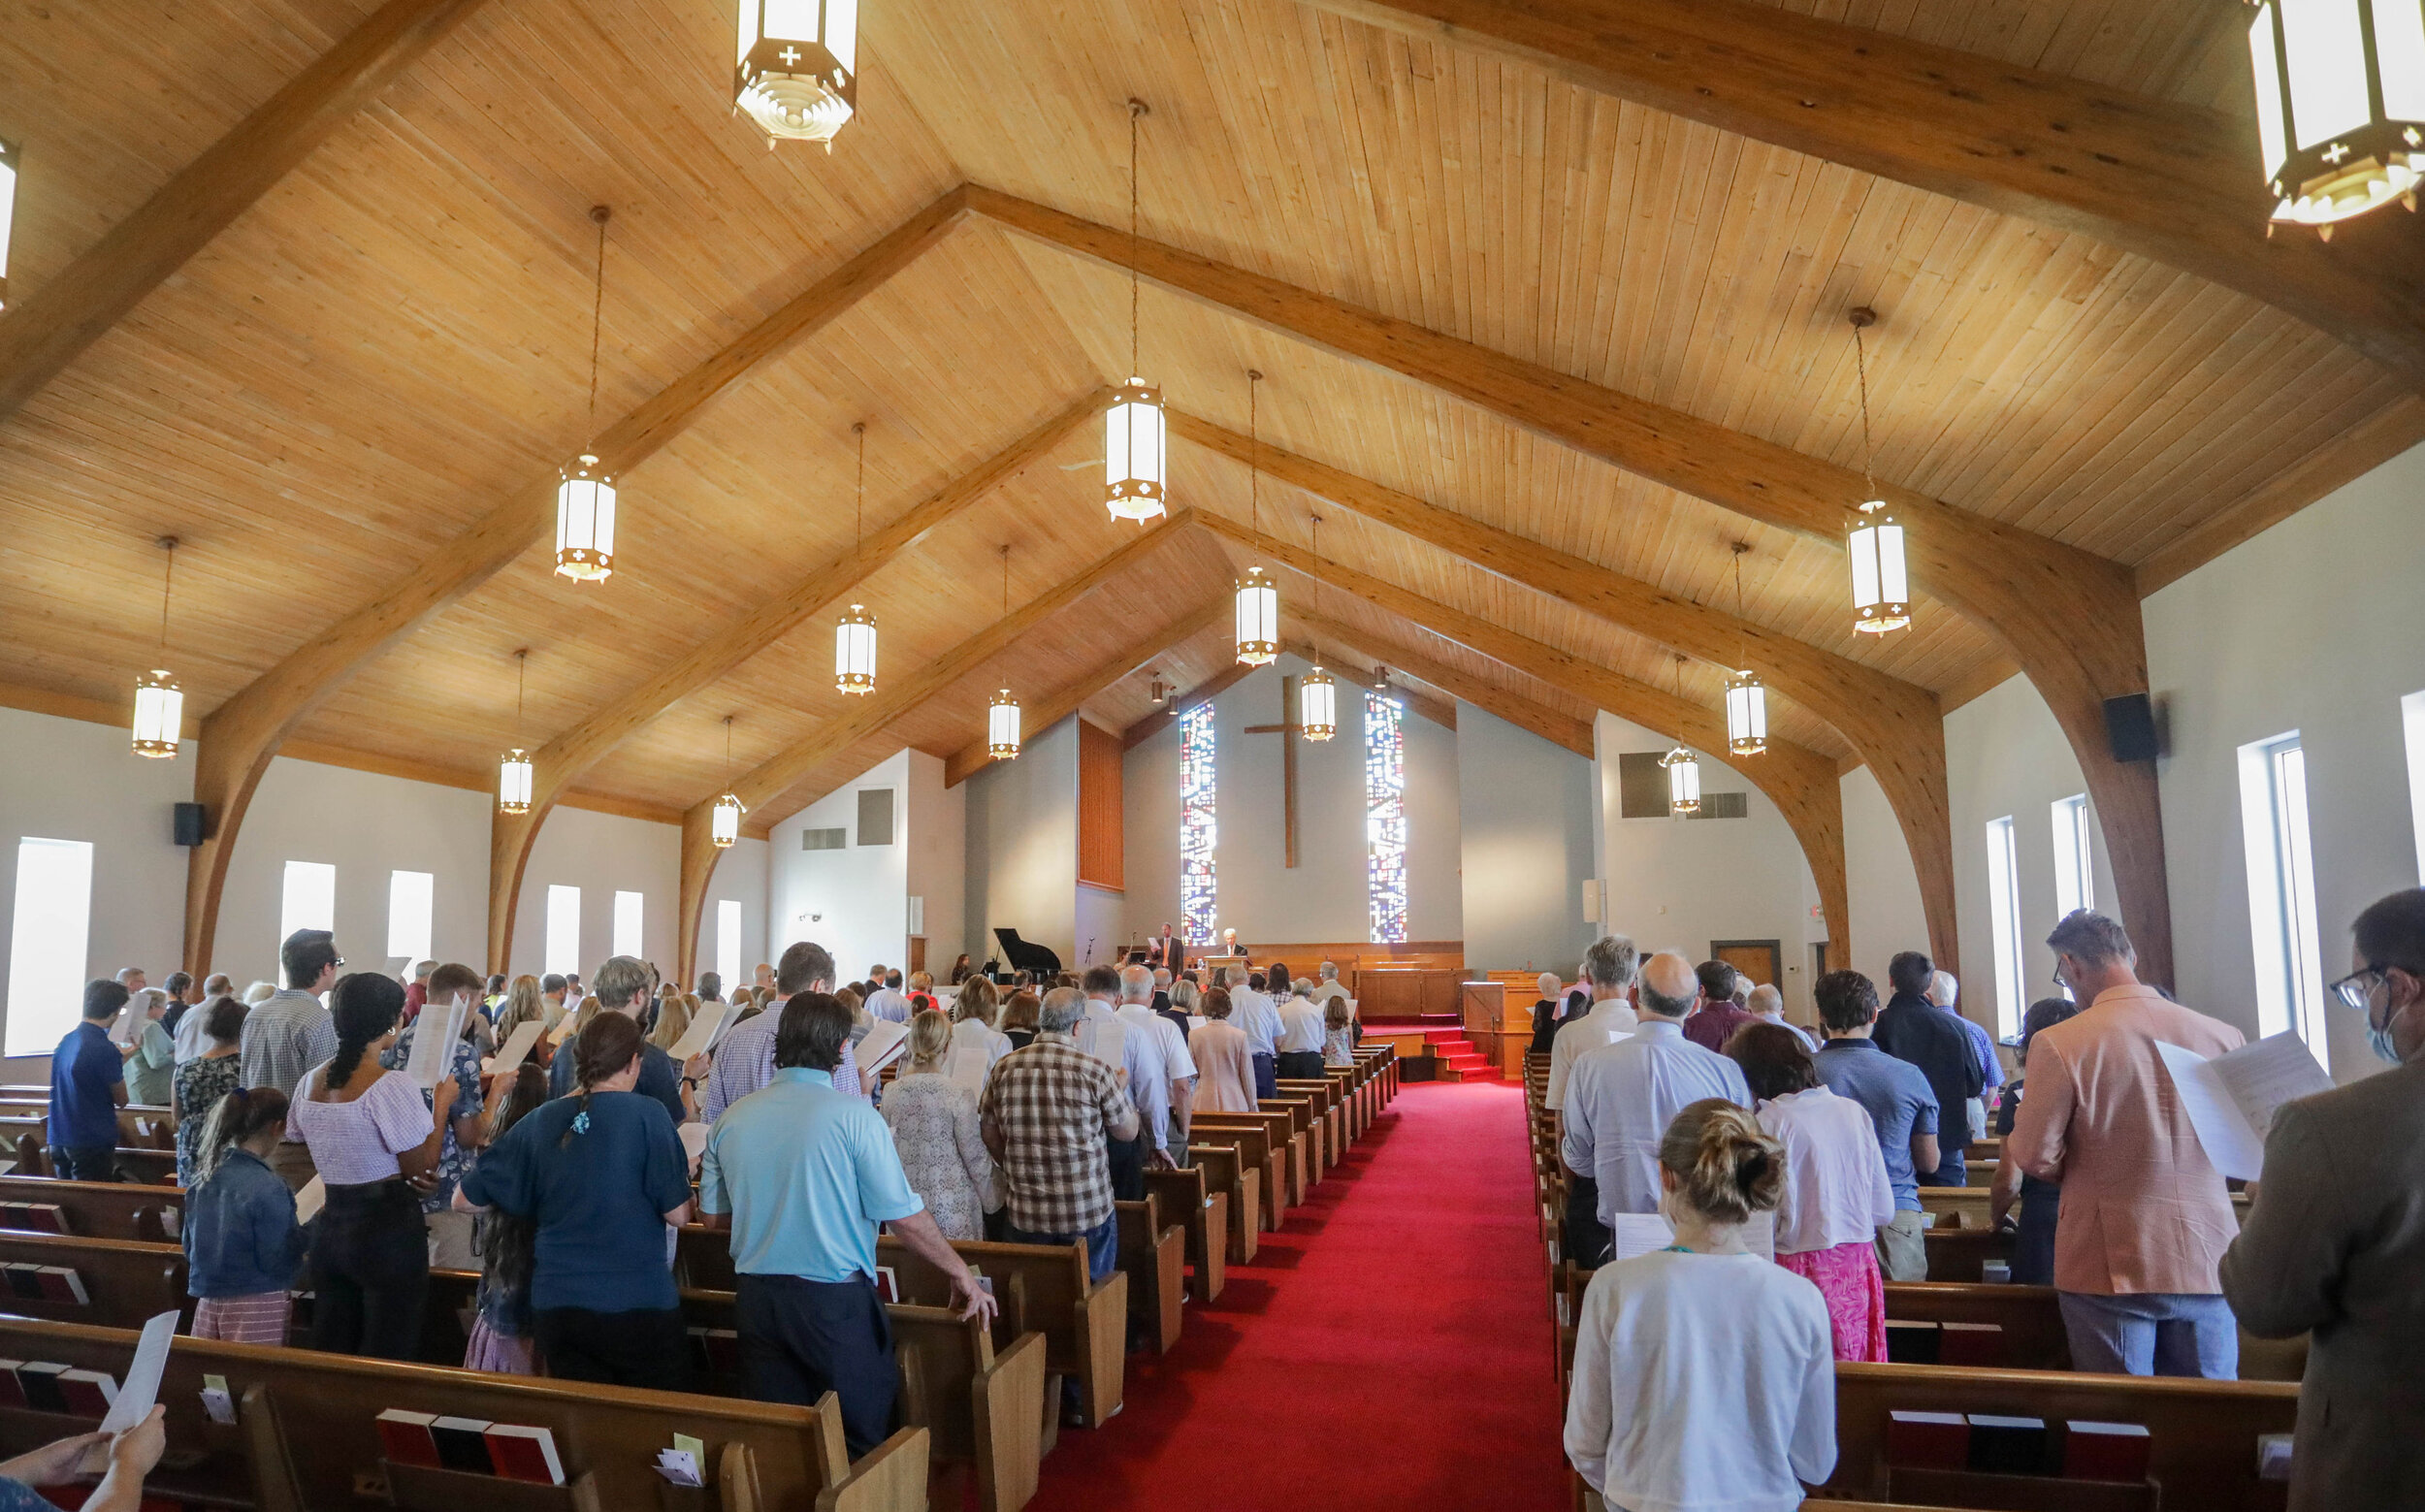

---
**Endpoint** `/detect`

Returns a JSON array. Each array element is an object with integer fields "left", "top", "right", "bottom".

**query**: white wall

[
  {"left": 764, "top": 750, "right": 914, "bottom": 982},
  {"left": 506, "top": 805, "right": 682, "bottom": 978},
  {"left": 695, "top": 835, "right": 769, "bottom": 988},
  {"left": 1458, "top": 702, "right": 1593, "bottom": 974},
  {"left": 900, "top": 751, "right": 965, "bottom": 977},
  {"left": 1593, "top": 712, "right": 1825, "bottom": 1014},
  {"left": 966, "top": 715, "right": 1080, "bottom": 967},
  {"left": 1841, "top": 765, "right": 1931, "bottom": 991}
]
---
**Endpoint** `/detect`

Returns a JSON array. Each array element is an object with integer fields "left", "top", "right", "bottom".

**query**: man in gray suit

[{"left": 2221, "top": 886, "right": 2425, "bottom": 1510}]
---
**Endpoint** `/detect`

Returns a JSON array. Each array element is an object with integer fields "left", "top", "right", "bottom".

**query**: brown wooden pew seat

[
  {"left": 0, "top": 1174, "right": 182, "bottom": 1242},
  {"left": 1143, "top": 1163, "right": 1226, "bottom": 1301},
  {"left": 1115, "top": 1194, "right": 1186, "bottom": 1354},
  {"left": 879, "top": 1234, "right": 1127, "bottom": 1432},
  {"left": 1185, "top": 1142, "right": 1259, "bottom": 1264},
  {"left": 1187, "top": 1118, "right": 1287, "bottom": 1232},
  {"left": 0, "top": 1229, "right": 187, "bottom": 1332}
]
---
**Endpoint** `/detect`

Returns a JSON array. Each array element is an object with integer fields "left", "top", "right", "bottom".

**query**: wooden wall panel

[{"left": 1078, "top": 718, "right": 1124, "bottom": 892}]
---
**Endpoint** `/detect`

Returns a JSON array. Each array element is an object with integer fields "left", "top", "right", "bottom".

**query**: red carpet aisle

[{"left": 1032, "top": 1079, "right": 1569, "bottom": 1510}]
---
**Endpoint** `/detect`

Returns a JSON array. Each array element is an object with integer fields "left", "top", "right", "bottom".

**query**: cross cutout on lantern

[
  {"left": 1243, "top": 674, "right": 1308, "bottom": 870},
  {"left": 2322, "top": 141, "right": 2350, "bottom": 165},
  {"left": 779, "top": 45, "right": 800, "bottom": 64}
]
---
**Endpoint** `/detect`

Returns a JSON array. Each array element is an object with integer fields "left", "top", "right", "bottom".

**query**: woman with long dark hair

[
  {"left": 284, "top": 974, "right": 453, "bottom": 1359},
  {"left": 464, "top": 1064, "right": 548, "bottom": 1373},
  {"left": 457, "top": 1012, "right": 694, "bottom": 1389},
  {"left": 182, "top": 1086, "right": 304, "bottom": 1344}
]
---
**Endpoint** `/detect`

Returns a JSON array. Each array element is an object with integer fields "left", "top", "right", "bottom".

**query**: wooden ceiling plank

[
  {"left": 483, "top": 384, "right": 1106, "bottom": 970},
  {"left": 942, "top": 597, "right": 1229, "bottom": 788},
  {"left": 978, "top": 184, "right": 2164, "bottom": 980},
  {"left": 0, "top": 0, "right": 494, "bottom": 423},
  {"left": 178, "top": 188, "right": 973, "bottom": 975},
  {"left": 673, "top": 509, "right": 1200, "bottom": 981},
  {"left": 1299, "top": 0, "right": 2425, "bottom": 396},
  {"left": 1292, "top": 614, "right": 1591, "bottom": 757}
]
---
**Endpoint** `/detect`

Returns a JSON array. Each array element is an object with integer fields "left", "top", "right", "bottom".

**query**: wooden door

[{"left": 1711, "top": 939, "right": 1782, "bottom": 991}]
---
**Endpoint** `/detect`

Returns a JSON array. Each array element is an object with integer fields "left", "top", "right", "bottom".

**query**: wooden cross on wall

[{"left": 1243, "top": 672, "right": 1303, "bottom": 870}]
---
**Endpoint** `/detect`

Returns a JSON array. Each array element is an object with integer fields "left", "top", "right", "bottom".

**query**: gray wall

[
  {"left": 964, "top": 714, "right": 1080, "bottom": 967},
  {"left": 1457, "top": 702, "right": 1593, "bottom": 974}
]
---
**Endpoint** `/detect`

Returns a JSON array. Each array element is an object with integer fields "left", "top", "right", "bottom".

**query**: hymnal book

[
  {"left": 1074, "top": 1013, "right": 1125, "bottom": 1075},
  {"left": 1936, "top": 1320, "right": 2006, "bottom": 1367},
  {"left": 1885, "top": 1410, "right": 1969, "bottom": 1469},
  {"left": 874, "top": 1267, "right": 899, "bottom": 1304},
  {"left": 1605, "top": 1209, "right": 1776, "bottom": 1264},
  {"left": 375, "top": 1408, "right": 442, "bottom": 1467},
  {"left": 56, "top": 1368, "right": 117, "bottom": 1416},
  {"left": 944, "top": 1044, "right": 990, "bottom": 1096},
  {"left": 294, "top": 1175, "right": 327, "bottom": 1226},
  {"left": 483, "top": 1423, "right": 566, "bottom": 1486},
  {"left": 677, "top": 1121, "right": 709, "bottom": 1167},
  {"left": 857, "top": 1018, "right": 911, "bottom": 1079},
  {"left": 406, "top": 998, "right": 472, "bottom": 1089},
  {"left": 0, "top": 1361, "right": 24, "bottom": 1408},
  {"left": 37, "top": 1266, "right": 89, "bottom": 1303},
  {"left": 2256, "top": 1432, "right": 2294, "bottom": 1483},
  {"left": 429, "top": 1416, "right": 497, "bottom": 1474},
  {"left": 1966, "top": 1414, "right": 2051, "bottom": 1476},
  {"left": 2155, "top": 1030, "right": 2333, "bottom": 1181},
  {"left": 16, "top": 1362, "right": 70, "bottom": 1413},
  {"left": 666, "top": 1000, "right": 730, "bottom": 1063},
  {"left": 2063, "top": 1420, "right": 2151, "bottom": 1482},
  {"left": 1883, "top": 1320, "right": 1940, "bottom": 1365},
  {"left": 686, "top": 1327, "right": 741, "bottom": 1374},
  {"left": 0, "top": 1203, "right": 68, "bottom": 1235},
  {"left": 1, "top": 1264, "right": 42, "bottom": 1300},
  {"left": 486, "top": 1019, "right": 546, "bottom": 1082}
]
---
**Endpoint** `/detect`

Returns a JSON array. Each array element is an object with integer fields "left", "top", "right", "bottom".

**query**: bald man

[{"left": 1558, "top": 951, "right": 1753, "bottom": 1261}]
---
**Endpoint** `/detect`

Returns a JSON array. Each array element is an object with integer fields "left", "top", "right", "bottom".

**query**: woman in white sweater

[{"left": 1564, "top": 1099, "right": 1836, "bottom": 1512}]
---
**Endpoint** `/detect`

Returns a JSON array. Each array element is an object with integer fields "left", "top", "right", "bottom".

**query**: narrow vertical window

[
  {"left": 1365, "top": 692, "right": 1407, "bottom": 945},
  {"left": 279, "top": 860, "right": 337, "bottom": 981},
  {"left": 716, "top": 900, "right": 743, "bottom": 992},
  {"left": 2050, "top": 794, "right": 2094, "bottom": 919},
  {"left": 6, "top": 839, "right": 94, "bottom": 1056},
  {"left": 1179, "top": 702, "right": 1218, "bottom": 945},
  {"left": 613, "top": 890, "right": 643, "bottom": 958},
  {"left": 2401, "top": 690, "right": 2425, "bottom": 882},
  {"left": 386, "top": 870, "right": 434, "bottom": 965},
  {"left": 1985, "top": 816, "right": 2026, "bottom": 1038},
  {"left": 2239, "top": 732, "right": 2330, "bottom": 1070},
  {"left": 545, "top": 885, "right": 581, "bottom": 978}
]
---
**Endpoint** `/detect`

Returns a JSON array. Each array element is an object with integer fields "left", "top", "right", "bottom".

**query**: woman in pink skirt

[
  {"left": 181, "top": 1088, "right": 304, "bottom": 1345},
  {"left": 1728, "top": 1023, "right": 1896, "bottom": 1362}
]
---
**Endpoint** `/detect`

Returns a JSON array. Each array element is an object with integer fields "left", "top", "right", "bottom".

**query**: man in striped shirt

[{"left": 704, "top": 940, "right": 861, "bottom": 1121}]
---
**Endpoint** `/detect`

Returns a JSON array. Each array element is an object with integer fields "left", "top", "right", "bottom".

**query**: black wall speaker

[
  {"left": 2104, "top": 693, "right": 2160, "bottom": 763},
  {"left": 172, "top": 802, "right": 206, "bottom": 848}
]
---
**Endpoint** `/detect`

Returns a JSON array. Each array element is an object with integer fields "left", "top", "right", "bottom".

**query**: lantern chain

[
  {"left": 1849, "top": 306, "right": 1878, "bottom": 499},
  {"left": 587, "top": 207, "right": 610, "bottom": 429},
  {"left": 154, "top": 536, "right": 178, "bottom": 657}
]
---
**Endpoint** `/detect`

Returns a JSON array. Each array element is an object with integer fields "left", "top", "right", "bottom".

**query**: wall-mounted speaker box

[
  {"left": 2103, "top": 693, "right": 2161, "bottom": 763},
  {"left": 172, "top": 802, "right": 206, "bottom": 848}
]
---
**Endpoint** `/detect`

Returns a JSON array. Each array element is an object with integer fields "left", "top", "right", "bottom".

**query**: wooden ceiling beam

[
  {"left": 484, "top": 383, "right": 1103, "bottom": 971},
  {"left": 1122, "top": 662, "right": 1257, "bottom": 750},
  {"left": 1277, "top": 638, "right": 1457, "bottom": 733},
  {"left": 674, "top": 510, "right": 1198, "bottom": 981},
  {"left": 177, "top": 188, "right": 972, "bottom": 975},
  {"left": 1196, "top": 511, "right": 1850, "bottom": 962},
  {"left": 1299, "top": 0, "right": 2425, "bottom": 396},
  {"left": 982, "top": 185, "right": 2164, "bottom": 980},
  {"left": 1291, "top": 615, "right": 1591, "bottom": 758},
  {"left": 0, "top": 0, "right": 493, "bottom": 422},
  {"left": 1173, "top": 409, "right": 1953, "bottom": 968},
  {"left": 943, "top": 597, "right": 1227, "bottom": 787}
]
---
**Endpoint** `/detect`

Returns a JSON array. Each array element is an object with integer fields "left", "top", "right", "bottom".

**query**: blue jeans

[
  {"left": 1006, "top": 1213, "right": 1118, "bottom": 1283},
  {"left": 2058, "top": 1290, "right": 2239, "bottom": 1378}
]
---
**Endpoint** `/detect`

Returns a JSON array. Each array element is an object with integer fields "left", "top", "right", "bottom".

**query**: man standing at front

[
  {"left": 983, "top": 987, "right": 1139, "bottom": 1282},
  {"left": 2009, "top": 910, "right": 2244, "bottom": 1377},
  {"left": 240, "top": 928, "right": 341, "bottom": 1191},
  {"left": 701, "top": 995, "right": 992, "bottom": 1456}
]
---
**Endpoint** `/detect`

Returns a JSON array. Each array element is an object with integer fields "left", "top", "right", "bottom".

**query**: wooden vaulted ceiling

[{"left": 3, "top": 0, "right": 2422, "bottom": 964}]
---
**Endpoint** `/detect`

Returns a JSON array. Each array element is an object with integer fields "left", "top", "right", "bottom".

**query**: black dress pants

[
  {"left": 310, "top": 1178, "right": 427, "bottom": 1360},
  {"left": 734, "top": 1273, "right": 898, "bottom": 1457},
  {"left": 1562, "top": 1173, "right": 1611, "bottom": 1269},
  {"left": 1106, "top": 1130, "right": 1147, "bottom": 1202},
  {"left": 1277, "top": 1049, "right": 1325, "bottom": 1081},
  {"left": 534, "top": 1304, "right": 692, "bottom": 1391}
]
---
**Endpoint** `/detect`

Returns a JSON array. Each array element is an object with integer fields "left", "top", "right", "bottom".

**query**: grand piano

[{"left": 989, "top": 927, "right": 1062, "bottom": 980}]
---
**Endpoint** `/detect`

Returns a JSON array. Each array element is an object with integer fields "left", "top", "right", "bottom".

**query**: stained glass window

[
  {"left": 1365, "top": 692, "right": 1407, "bottom": 944},
  {"left": 1180, "top": 701, "right": 1218, "bottom": 944}
]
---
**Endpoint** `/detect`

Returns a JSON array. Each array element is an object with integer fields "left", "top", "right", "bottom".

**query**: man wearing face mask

[
  {"left": 2006, "top": 909, "right": 2244, "bottom": 1378},
  {"left": 2220, "top": 887, "right": 2425, "bottom": 1510}
]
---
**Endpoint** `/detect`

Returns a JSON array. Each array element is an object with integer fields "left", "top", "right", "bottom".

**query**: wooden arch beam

[
  {"left": 1171, "top": 410, "right": 1955, "bottom": 969},
  {"left": 674, "top": 510, "right": 1199, "bottom": 982},
  {"left": 0, "top": 0, "right": 494, "bottom": 421},
  {"left": 486, "top": 384, "right": 1103, "bottom": 971},
  {"left": 1199, "top": 513, "right": 1851, "bottom": 966},
  {"left": 1293, "top": 612, "right": 1591, "bottom": 758},
  {"left": 1300, "top": 0, "right": 2425, "bottom": 396},
  {"left": 979, "top": 186, "right": 2161, "bottom": 980},
  {"left": 178, "top": 189, "right": 971, "bottom": 974}
]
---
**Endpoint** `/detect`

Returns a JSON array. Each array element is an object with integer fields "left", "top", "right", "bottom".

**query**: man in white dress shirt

[
  {"left": 1275, "top": 987, "right": 1328, "bottom": 1080},
  {"left": 1223, "top": 966, "right": 1284, "bottom": 1101},
  {"left": 1545, "top": 935, "right": 1642, "bottom": 1114},
  {"left": 1116, "top": 965, "right": 1196, "bottom": 1162},
  {"left": 1079, "top": 964, "right": 1169, "bottom": 1197},
  {"left": 1560, "top": 951, "right": 1753, "bottom": 1265}
]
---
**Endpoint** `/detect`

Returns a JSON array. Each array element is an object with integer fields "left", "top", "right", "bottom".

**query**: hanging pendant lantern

[
  {"left": 498, "top": 650, "right": 534, "bottom": 814},
  {"left": 1844, "top": 308, "right": 1910, "bottom": 636},
  {"left": 734, "top": 0, "right": 857, "bottom": 150},
  {"left": 556, "top": 208, "right": 618, "bottom": 582},
  {"left": 1148, "top": 669, "right": 1170, "bottom": 706},
  {"left": 1724, "top": 543, "right": 1768, "bottom": 755},
  {"left": 1235, "top": 567, "right": 1278, "bottom": 665},
  {"left": 1662, "top": 745, "right": 1702, "bottom": 815},
  {"left": 833, "top": 423, "right": 877, "bottom": 692},
  {"left": 988, "top": 690, "right": 1022, "bottom": 759},
  {"left": 1301, "top": 666, "right": 1338, "bottom": 741},
  {"left": 2247, "top": 0, "right": 2423, "bottom": 237},
  {"left": 130, "top": 536, "right": 183, "bottom": 758},
  {"left": 712, "top": 716, "right": 745, "bottom": 847},
  {"left": 1106, "top": 377, "right": 1168, "bottom": 521}
]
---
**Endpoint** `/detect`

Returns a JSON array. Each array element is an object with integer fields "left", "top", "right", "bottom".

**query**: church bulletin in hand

[
  {"left": 404, "top": 998, "right": 470, "bottom": 1088},
  {"left": 485, "top": 1018, "right": 544, "bottom": 1081},
  {"left": 2155, "top": 1031, "right": 2333, "bottom": 1181},
  {"left": 666, "top": 1000, "right": 731, "bottom": 1063}
]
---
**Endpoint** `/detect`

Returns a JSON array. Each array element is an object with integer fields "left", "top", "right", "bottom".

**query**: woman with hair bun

[
  {"left": 1564, "top": 1098, "right": 1836, "bottom": 1510},
  {"left": 285, "top": 974, "right": 453, "bottom": 1359}
]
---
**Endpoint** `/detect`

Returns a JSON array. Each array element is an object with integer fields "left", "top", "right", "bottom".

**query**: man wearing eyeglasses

[
  {"left": 239, "top": 928, "right": 344, "bottom": 1192},
  {"left": 2005, "top": 908, "right": 2244, "bottom": 1379},
  {"left": 2221, "top": 887, "right": 2425, "bottom": 1510}
]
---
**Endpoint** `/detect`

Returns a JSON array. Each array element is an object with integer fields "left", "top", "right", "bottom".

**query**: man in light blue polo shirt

[{"left": 699, "top": 993, "right": 993, "bottom": 1455}]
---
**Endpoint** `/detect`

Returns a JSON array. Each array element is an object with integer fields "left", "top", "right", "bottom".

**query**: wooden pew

[
  {"left": 0, "top": 1312, "right": 927, "bottom": 1512},
  {"left": 1882, "top": 1283, "right": 2071, "bottom": 1370},
  {"left": 1115, "top": 1194, "right": 1186, "bottom": 1355},
  {"left": 118, "top": 1106, "right": 178, "bottom": 1150},
  {"left": 1189, "top": 1117, "right": 1288, "bottom": 1230},
  {"left": 879, "top": 1234, "right": 1128, "bottom": 1431},
  {"left": 0, "top": 1174, "right": 182, "bottom": 1242},
  {"left": 1920, "top": 1186, "right": 2250, "bottom": 1233},
  {"left": 1263, "top": 1094, "right": 1324, "bottom": 1179},
  {"left": 1144, "top": 1163, "right": 1226, "bottom": 1301},
  {"left": 0, "top": 1230, "right": 187, "bottom": 1331},
  {"left": 1277, "top": 1080, "right": 1344, "bottom": 1168},
  {"left": 1186, "top": 1142, "right": 1259, "bottom": 1263}
]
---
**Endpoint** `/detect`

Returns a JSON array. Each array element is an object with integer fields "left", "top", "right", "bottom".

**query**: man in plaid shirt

[{"left": 980, "top": 986, "right": 1138, "bottom": 1283}]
